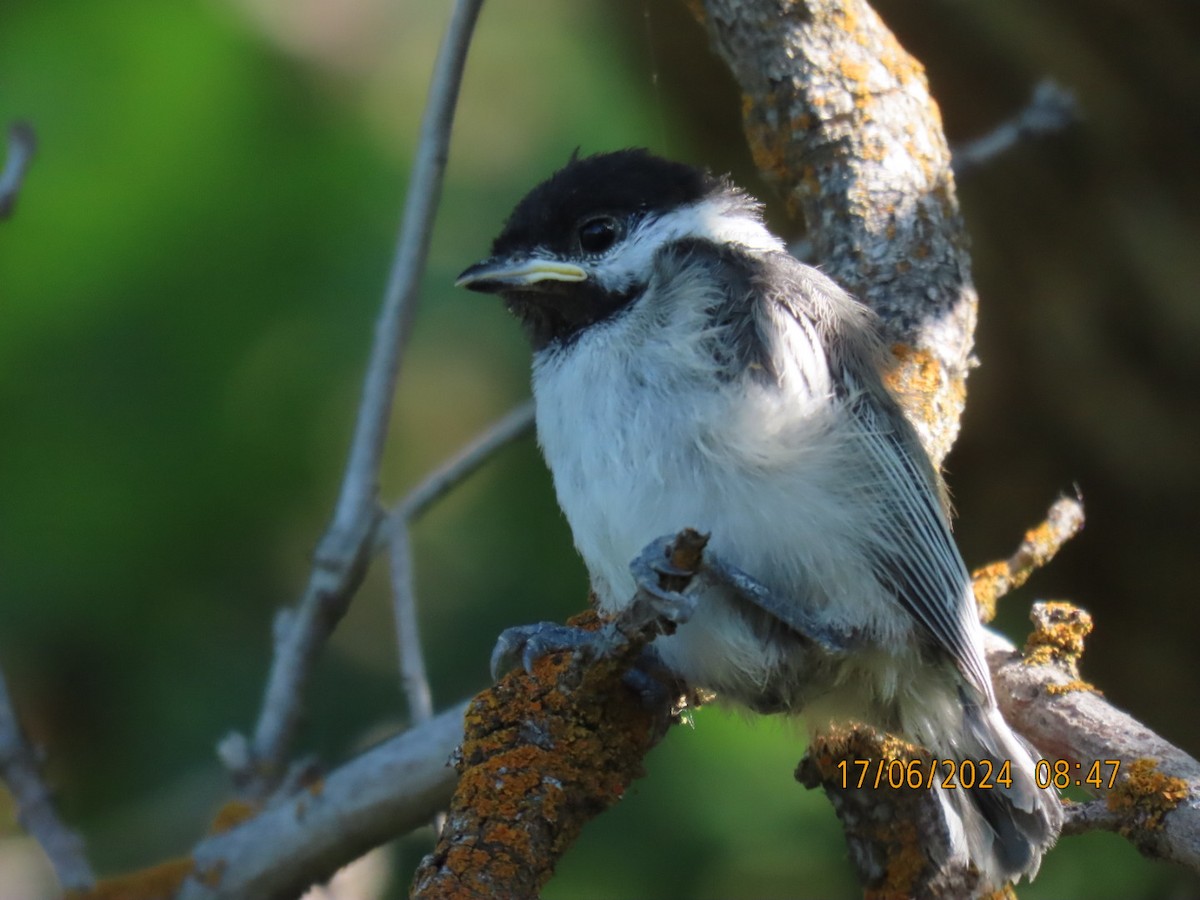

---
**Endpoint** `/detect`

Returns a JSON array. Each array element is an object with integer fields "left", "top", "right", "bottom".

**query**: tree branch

[
  {"left": 0, "top": 121, "right": 36, "bottom": 220},
  {"left": 695, "top": 0, "right": 976, "bottom": 467},
  {"left": 952, "top": 80, "right": 1080, "bottom": 178},
  {"left": 0, "top": 666, "right": 95, "bottom": 891},
  {"left": 235, "top": 0, "right": 486, "bottom": 797},
  {"left": 987, "top": 626, "right": 1200, "bottom": 872},
  {"left": 175, "top": 702, "right": 465, "bottom": 900},
  {"left": 971, "top": 493, "right": 1086, "bottom": 622},
  {"left": 385, "top": 401, "right": 535, "bottom": 758},
  {"left": 411, "top": 531, "right": 708, "bottom": 899},
  {"left": 388, "top": 522, "right": 435, "bottom": 726}
]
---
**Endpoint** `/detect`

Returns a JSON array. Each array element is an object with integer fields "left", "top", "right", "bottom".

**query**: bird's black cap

[{"left": 491, "top": 149, "right": 724, "bottom": 257}]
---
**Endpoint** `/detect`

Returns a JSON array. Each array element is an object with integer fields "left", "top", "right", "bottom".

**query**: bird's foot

[
  {"left": 490, "top": 530, "right": 709, "bottom": 681},
  {"left": 490, "top": 621, "right": 605, "bottom": 680},
  {"left": 693, "top": 549, "right": 854, "bottom": 654}
]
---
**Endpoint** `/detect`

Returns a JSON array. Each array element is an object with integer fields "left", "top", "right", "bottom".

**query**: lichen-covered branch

[
  {"left": 971, "top": 494, "right": 1086, "bottom": 623},
  {"left": 410, "top": 625, "right": 673, "bottom": 900},
  {"left": 798, "top": 728, "right": 984, "bottom": 899},
  {"left": 410, "top": 531, "right": 708, "bottom": 899},
  {"left": 987, "top": 626, "right": 1200, "bottom": 873},
  {"left": 693, "top": 0, "right": 976, "bottom": 466}
]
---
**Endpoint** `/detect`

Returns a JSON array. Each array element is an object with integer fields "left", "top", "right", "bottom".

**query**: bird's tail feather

[{"left": 931, "top": 700, "right": 1063, "bottom": 888}]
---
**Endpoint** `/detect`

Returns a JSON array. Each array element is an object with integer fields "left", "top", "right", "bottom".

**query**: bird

[{"left": 455, "top": 148, "right": 1062, "bottom": 889}]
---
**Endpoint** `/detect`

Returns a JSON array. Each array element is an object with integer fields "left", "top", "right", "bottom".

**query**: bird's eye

[{"left": 577, "top": 216, "right": 620, "bottom": 254}]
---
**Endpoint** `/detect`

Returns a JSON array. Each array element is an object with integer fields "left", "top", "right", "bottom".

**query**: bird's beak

[{"left": 455, "top": 256, "right": 588, "bottom": 292}]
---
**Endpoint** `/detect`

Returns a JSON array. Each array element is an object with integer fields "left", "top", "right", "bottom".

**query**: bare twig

[
  {"left": 177, "top": 702, "right": 466, "bottom": 900},
  {"left": 0, "top": 121, "right": 37, "bottom": 220},
  {"left": 386, "top": 400, "right": 535, "bottom": 835},
  {"left": 239, "top": 0, "right": 485, "bottom": 796},
  {"left": 0, "top": 667, "right": 95, "bottom": 890},
  {"left": 395, "top": 400, "right": 535, "bottom": 523},
  {"left": 330, "top": 0, "right": 486, "bottom": 537},
  {"left": 385, "top": 400, "right": 534, "bottom": 736},
  {"left": 388, "top": 522, "right": 434, "bottom": 725},
  {"left": 971, "top": 493, "right": 1086, "bottom": 622},
  {"left": 953, "top": 80, "right": 1080, "bottom": 178}
]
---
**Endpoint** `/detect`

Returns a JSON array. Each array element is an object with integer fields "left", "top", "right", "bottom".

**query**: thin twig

[
  {"left": 971, "top": 492, "right": 1086, "bottom": 622},
  {"left": 385, "top": 400, "right": 534, "bottom": 834},
  {"left": 384, "top": 401, "right": 535, "bottom": 717},
  {"left": 0, "top": 121, "right": 37, "bottom": 220},
  {"left": 380, "top": 401, "right": 536, "bottom": 724},
  {"left": 952, "top": 79, "right": 1080, "bottom": 178},
  {"left": 179, "top": 702, "right": 466, "bottom": 900},
  {"left": 386, "top": 400, "right": 537, "bottom": 724},
  {"left": 329, "top": 0, "right": 486, "bottom": 537},
  {"left": 239, "top": 0, "right": 486, "bottom": 796},
  {"left": 0, "top": 667, "right": 95, "bottom": 890},
  {"left": 387, "top": 520, "right": 446, "bottom": 836},
  {"left": 398, "top": 400, "right": 536, "bottom": 523},
  {"left": 388, "top": 522, "right": 433, "bottom": 725}
]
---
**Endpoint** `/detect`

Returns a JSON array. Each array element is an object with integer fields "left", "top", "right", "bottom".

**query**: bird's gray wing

[
  {"left": 847, "top": 387, "right": 995, "bottom": 704},
  {"left": 753, "top": 251, "right": 993, "bottom": 702}
]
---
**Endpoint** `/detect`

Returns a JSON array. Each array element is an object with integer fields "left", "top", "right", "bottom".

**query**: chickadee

[{"left": 457, "top": 149, "right": 1061, "bottom": 887}]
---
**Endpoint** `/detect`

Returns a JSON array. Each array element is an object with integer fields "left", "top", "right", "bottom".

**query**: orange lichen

[
  {"left": 681, "top": 0, "right": 706, "bottom": 27},
  {"left": 207, "top": 798, "right": 258, "bottom": 835},
  {"left": 883, "top": 344, "right": 951, "bottom": 437},
  {"left": 1023, "top": 601, "right": 1093, "bottom": 677},
  {"left": 1107, "top": 758, "right": 1188, "bottom": 835},
  {"left": 803, "top": 726, "right": 972, "bottom": 898},
  {"left": 66, "top": 858, "right": 195, "bottom": 900},
  {"left": 829, "top": 2, "right": 860, "bottom": 39},
  {"left": 886, "top": 344, "right": 941, "bottom": 396},
  {"left": 869, "top": 819, "right": 925, "bottom": 900},
  {"left": 414, "top": 607, "right": 677, "bottom": 898},
  {"left": 744, "top": 105, "right": 791, "bottom": 191},
  {"left": 970, "top": 560, "right": 1009, "bottom": 623},
  {"left": 839, "top": 58, "right": 870, "bottom": 89},
  {"left": 970, "top": 500, "right": 1086, "bottom": 623},
  {"left": 194, "top": 860, "right": 226, "bottom": 889},
  {"left": 1046, "top": 679, "right": 1099, "bottom": 697}
]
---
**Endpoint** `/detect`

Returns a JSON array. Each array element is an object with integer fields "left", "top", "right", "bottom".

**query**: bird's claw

[
  {"left": 629, "top": 535, "right": 701, "bottom": 626},
  {"left": 490, "top": 621, "right": 604, "bottom": 680},
  {"left": 490, "top": 532, "right": 709, "bottom": 682}
]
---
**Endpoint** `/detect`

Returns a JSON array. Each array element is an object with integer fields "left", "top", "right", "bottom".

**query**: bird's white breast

[{"left": 530, "top": 269, "right": 913, "bottom": 697}]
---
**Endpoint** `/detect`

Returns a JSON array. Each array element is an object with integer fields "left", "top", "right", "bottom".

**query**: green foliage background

[{"left": 1, "top": 1, "right": 1198, "bottom": 897}]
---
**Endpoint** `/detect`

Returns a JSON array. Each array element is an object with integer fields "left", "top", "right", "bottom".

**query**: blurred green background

[{"left": 2, "top": 0, "right": 1199, "bottom": 897}]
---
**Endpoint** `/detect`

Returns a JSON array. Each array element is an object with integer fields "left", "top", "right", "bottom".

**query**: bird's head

[{"left": 456, "top": 149, "right": 782, "bottom": 350}]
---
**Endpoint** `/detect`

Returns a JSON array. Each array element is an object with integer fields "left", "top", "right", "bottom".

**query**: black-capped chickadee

[{"left": 456, "top": 149, "right": 1062, "bottom": 888}]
